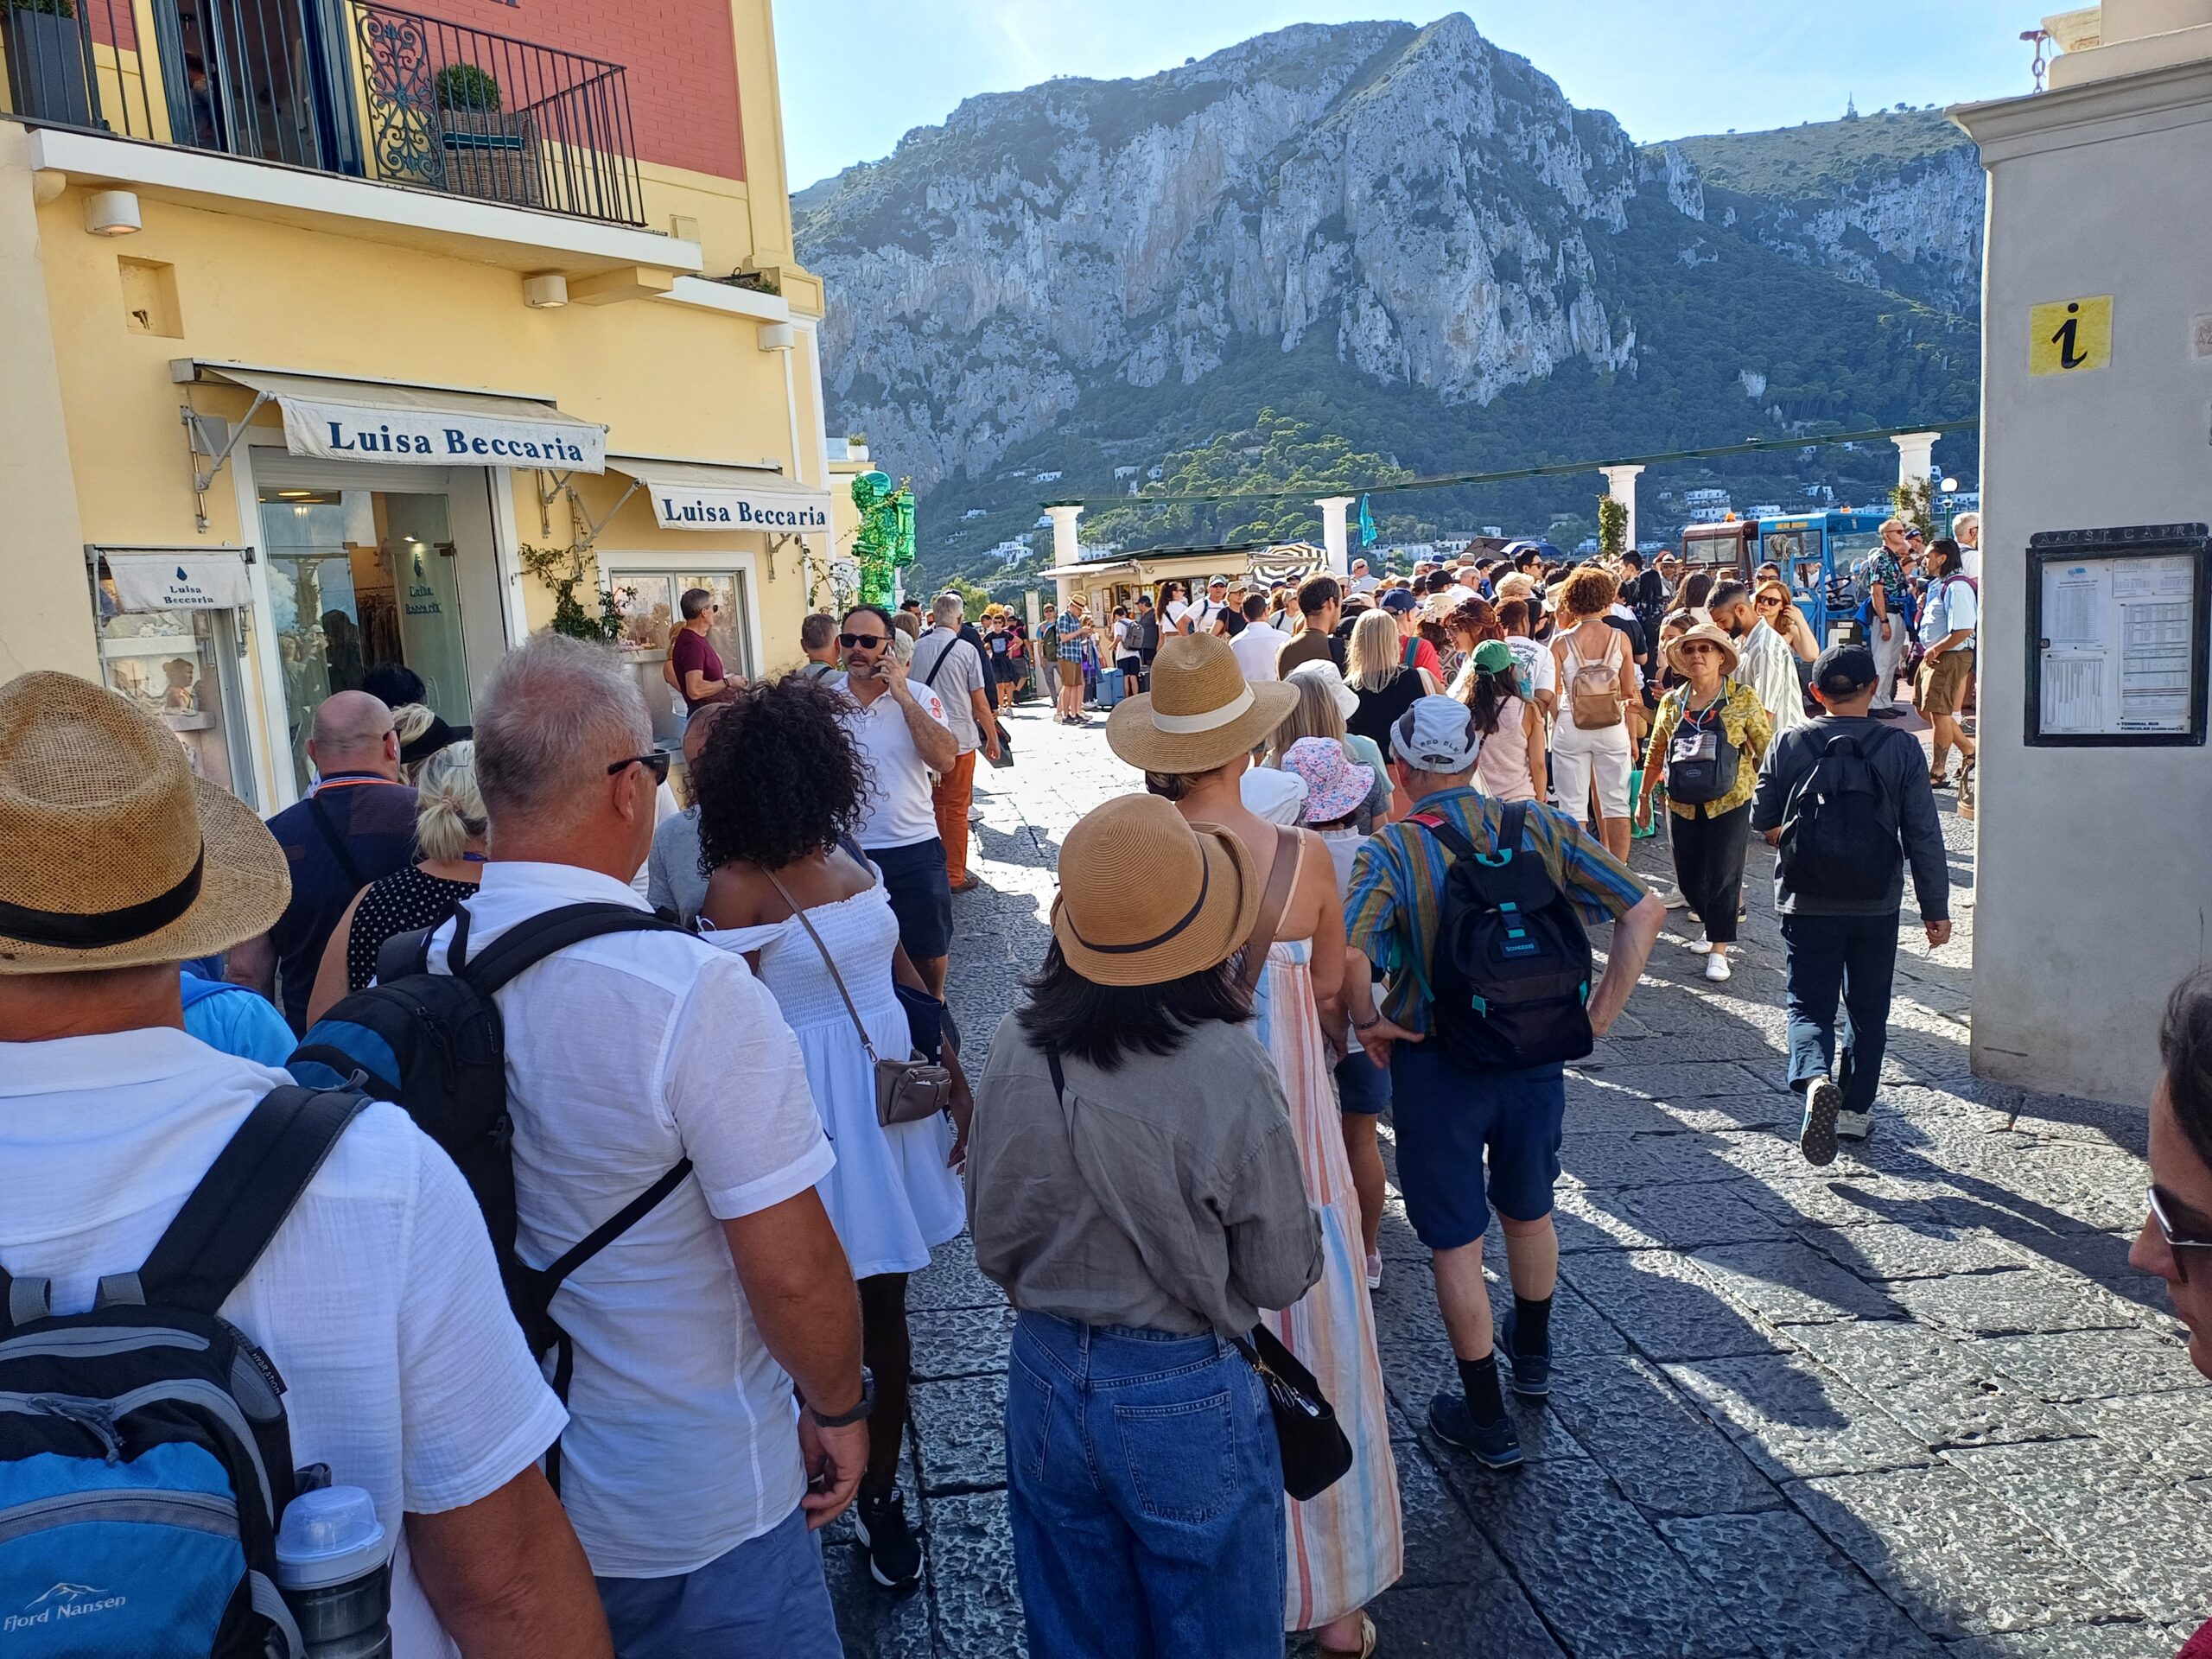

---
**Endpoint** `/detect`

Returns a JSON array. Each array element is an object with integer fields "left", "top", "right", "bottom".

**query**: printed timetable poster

[{"left": 2037, "top": 554, "right": 2198, "bottom": 736}]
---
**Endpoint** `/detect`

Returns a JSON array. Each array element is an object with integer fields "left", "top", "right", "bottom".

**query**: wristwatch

[{"left": 808, "top": 1368, "right": 874, "bottom": 1428}]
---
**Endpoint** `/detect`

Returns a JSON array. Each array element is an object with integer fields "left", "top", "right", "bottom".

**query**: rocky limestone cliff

[{"left": 796, "top": 18, "right": 1983, "bottom": 495}]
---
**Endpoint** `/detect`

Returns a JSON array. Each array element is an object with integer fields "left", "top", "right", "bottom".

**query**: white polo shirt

[
  {"left": 0, "top": 1029, "right": 566, "bottom": 1659},
  {"left": 1230, "top": 619, "right": 1290, "bottom": 683},
  {"left": 834, "top": 677, "right": 954, "bottom": 850},
  {"left": 428, "top": 861, "right": 836, "bottom": 1579}
]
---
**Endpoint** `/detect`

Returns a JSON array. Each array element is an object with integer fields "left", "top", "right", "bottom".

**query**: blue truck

[{"left": 1678, "top": 507, "right": 1891, "bottom": 645}]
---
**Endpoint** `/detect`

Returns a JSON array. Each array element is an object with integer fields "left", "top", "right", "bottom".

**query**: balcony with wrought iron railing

[{"left": 0, "top": 0, "right": 645, "bottom": 226}]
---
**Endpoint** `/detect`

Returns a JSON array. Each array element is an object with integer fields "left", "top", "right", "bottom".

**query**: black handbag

[
  {"left": 1663, "top": 696, "right": 1742, "bottom": 806},
  {"left": 1044, "top": 1050, "right": 1352, "bottom": 1502},
  {"left": 986, "top": 716, "right": 1014, "bottom": 770}
]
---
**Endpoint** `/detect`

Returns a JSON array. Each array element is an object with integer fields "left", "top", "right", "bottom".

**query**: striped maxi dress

[{"left": 1254, "top": 926, "right": 1404, "bottom": 1629}]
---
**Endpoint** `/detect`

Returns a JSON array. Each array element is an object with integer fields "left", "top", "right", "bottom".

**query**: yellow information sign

[{"left": 2030, "top": 296, "right": 2112, "bottom": 376}]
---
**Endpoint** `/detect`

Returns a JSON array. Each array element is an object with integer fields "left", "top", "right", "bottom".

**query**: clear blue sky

[{"left": 776, "top": 2, "right": 2031, "bottom": 189}]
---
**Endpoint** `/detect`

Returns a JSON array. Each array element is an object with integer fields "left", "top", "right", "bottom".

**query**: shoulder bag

[
  {"left": 1663, "top": 691, "right": 1742, "bottom": 806},
  {"left": 1235, "top": 824, "right": 1303, "bottom": 995},
  {"left": 1042, "top": 1046, "right": 1351, "bottom": 1503},
  {"left": 765, "top": 870, "right": 954, "bottom": 1128}
]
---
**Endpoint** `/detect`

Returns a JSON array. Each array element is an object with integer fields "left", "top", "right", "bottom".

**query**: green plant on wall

[
  {"left": 518, "top": 543, "right": 626, "bottom": 642},
  {"left": 434, "top": 61, "right": 500, "bottom": 112},
  {"left": 1889, "top": 475, "right": 1936, "bottom": 538},
  {"left": 1597, "top": 495, "right": 1629, "bottom": 562}
]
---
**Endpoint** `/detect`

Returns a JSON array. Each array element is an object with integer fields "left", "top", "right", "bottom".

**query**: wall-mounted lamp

[
  {"left": 757, "top": 321, "right": 796, "bottom": 352},
  {"left": 523, "top": 271, "right": 569, "bottom": 308},
  {"left": 84, "top": 190, "right": 141, "bottom": 237}
]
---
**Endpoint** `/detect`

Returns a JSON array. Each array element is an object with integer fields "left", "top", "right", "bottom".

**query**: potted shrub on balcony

[
  {"left": 1, "top": 0, "right": 96, "bottom": 129},
  {"left": 433, "top": 60, "right": 541, "bottom": 208}
]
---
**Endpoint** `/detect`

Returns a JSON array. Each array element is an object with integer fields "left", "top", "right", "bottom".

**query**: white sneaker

[
  {"left": 1687, "top": 937, "right": 1714, "bottom": 955},
  {"left": 1365, "top": 1253, "right": 1383, "bottom": 1293},
  {"left": 1661, "top": 885, "right": 1690, "bottom": 909},
  {"left": 1703, "top": 953, "right": 1732, "bottom": 982},
  {"left": 1835, "top": 1109, "right": 1875, "bottom": 1141}
]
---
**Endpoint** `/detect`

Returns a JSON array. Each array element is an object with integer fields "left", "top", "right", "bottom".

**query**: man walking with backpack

[
  {"left": 0, "top": 672, "right": 608, "bottom": 1659},
  {"left": 1752, "top": 644, "right": 1951, "bottom": 1165},
  {"left": 424, "top": 635, "right": 868, "bottom": 1656},
  {"left": 1343, "top": 697, "right": 1666, "bottom": 1468}
]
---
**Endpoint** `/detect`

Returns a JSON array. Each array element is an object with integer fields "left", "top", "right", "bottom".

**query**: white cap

[{"left": 275, "top": 1485, "right": 390, "bottom": 1591}]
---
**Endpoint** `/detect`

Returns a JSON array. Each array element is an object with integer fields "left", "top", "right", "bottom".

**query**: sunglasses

[
  {"left": 839, "top": 632, "right": 886, "bottom": 650},
  {"left": 2148, "top": 1186, "right": 2212, "bottom": 1282},
  {"left": 606, "top": 751, "right": 672, "bottom": 784},
  {"left": 1679, "top": 642, "right": 1719, "bottom": 655},
  {"left": 1755, "top": 595, "right": 1784, "bottom": 607}
]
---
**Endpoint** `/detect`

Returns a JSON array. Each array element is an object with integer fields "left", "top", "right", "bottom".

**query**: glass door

[
  {"left": 156, "top": 0, "right": 357, "bottom": 171},
  {"left": 610, "top": 569, "right": 753, "bottom": 747}
]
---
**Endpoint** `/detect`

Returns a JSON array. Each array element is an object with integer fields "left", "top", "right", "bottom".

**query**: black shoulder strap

[
  {"left": 1410, "top": 812, "right": 1480, "bottom": 865},
  {"left": 454, "top": 902, "right": 682, "bottom": 998},
  {"left": 305, "top": 791, "right": 370, "bottom": 893},
  {"left": 525, "top": 1160, "right": 694, "bottom": 1335},
  {"left": 921, "top": 633, "right": 960, "bottom": 692},
  {"left": 1501, "top": 798, "right": 1532, "bottom": 859},
  {"left": 373, "top": 922, "right": 435, "bottom": 988},
  {"left": 133, "top": 1086, "right": 369, "bottom": 1316}
]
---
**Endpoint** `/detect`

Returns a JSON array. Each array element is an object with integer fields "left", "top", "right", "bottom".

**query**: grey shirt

[
  {"left": 911, "top": 627, "right": 987, "bottom": 753},
  {"left": 645, "top": 807, "right": 709, "bottom": 925},
  {"left": 967, "top": 1012, "right": 1323, "bottom": 1337}
]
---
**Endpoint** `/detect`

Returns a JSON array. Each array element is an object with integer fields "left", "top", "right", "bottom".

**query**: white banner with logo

[
  {"left": 279, "top": 395, "right": 607, "bottom": 471},
  {"left": 614, "top": 455, "right": 834, "bottom": 534},
  {"left": 104, "top": 550, "right": 254, "bottom": 613}
]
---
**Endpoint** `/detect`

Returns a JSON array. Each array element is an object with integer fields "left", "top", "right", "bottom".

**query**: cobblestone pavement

[{"left": 828, "top": 696, "right": 2205, "bottom": 1659}]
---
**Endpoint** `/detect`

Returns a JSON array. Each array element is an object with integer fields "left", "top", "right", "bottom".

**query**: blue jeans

[
  {"left": 1005, "top": 1311, "right": 1284, "bottom": 1659},
  {"left": 594, "top": 1504, "right": 842, "bottom": 1659},
  {"left": 1781, "top": 912, "right": 1899, "bottom": 1117}
]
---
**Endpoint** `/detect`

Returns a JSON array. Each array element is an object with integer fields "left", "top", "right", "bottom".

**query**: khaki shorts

[
  {"left": 1058, "top": 658, "right": 1085, "bottom": 692},
  {"left": 1917, "top": 647, "right": 1974, "bottom": 717}
]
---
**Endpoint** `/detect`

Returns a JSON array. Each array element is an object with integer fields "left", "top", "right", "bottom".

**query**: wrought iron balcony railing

[{"left": 0, "top": 0, "right": 646, "bottom": 227}]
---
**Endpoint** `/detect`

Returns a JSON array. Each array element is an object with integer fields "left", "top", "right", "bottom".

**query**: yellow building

[{"left": 0, "top": 0, "right": 833, "bottom": 806}]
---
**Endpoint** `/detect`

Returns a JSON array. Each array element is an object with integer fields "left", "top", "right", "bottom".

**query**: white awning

[
  {"left": 99, "top": 547, "right": 253, "bottom": 613},
  {"left": 186, "top": 363, "right": 607, "bottom": 473},
  {"left": 610, "top": 454, "right": 834, "bottom": 533}
]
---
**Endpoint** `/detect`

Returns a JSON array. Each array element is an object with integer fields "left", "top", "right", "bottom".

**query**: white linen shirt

[
  {"left": 0, "top": 1029, "right": 565, "bottom": 1659},
  {"left": 428, "top": 861, "right": 835, "bottom": 1579},
  {"left": 1230, "top": 620, "right": 1290, "bottom": 683},
  {"left": 1733, "top": 619, "right": 1808, "bottom": 735},
  {"left": 833, "top": 676, "right": 954, "bottom": 849}
]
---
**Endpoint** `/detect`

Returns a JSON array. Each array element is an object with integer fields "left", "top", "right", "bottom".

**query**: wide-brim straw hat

[
  {"left": 1052, "top": 794, "right": 1260, "bottom": 986},
  {"left": 1107, "top": 633, "right": 1298, "bottom": 774},
  {"left": 1665, "top": 621, "right": 1741, "bottom": 679},
  {"left": 0, "top": 671, "right": 289, "bottom": 973}
]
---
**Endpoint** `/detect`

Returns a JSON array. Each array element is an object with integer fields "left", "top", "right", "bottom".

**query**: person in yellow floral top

[{"left": 1634, "top": 621, "right": 1773, "bottom": 983}]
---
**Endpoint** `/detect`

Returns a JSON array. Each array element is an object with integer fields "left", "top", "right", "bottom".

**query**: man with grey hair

[
  {"left": 1953, "top": 511, "right": 1982, "bottom": 582},
  {"left": 665, "top": 586, "right": 735, "bottom": 712},
  {"left": 912, "top": 593, "right": 998, "bottom": 893},
  {"left": 433, "top": 633, "right": 866, "bottom": 1656},
  {"left": 230, "top": 689, "right": 416, "bottom": 1030}
]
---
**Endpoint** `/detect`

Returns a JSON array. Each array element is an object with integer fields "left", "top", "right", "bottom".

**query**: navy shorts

[
  {"left": 869, "top": 836, "right": 952, "bottom": 962},
  {"left": 1389, "top": 1046, "right": 1566, "bottom": 1250},
  {"left": 1334, "top": 1047, "right": 1391, "bottom": 1116}
]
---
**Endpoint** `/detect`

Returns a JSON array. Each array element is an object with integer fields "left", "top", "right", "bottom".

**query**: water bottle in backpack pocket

[
  {"left": 1409, "top": 803, "right": 1595, "bottom": 1072},
  {"left": 0, "top": 1087, "right": 368, "bottom": 1659},
  {"left": 1777, "top": 731, "right": 1904, "bottom": 901}
]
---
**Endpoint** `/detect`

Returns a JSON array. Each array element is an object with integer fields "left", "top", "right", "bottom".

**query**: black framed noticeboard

[{"left": 2025, "top": 524, "right": 2209, "bottom": 747}]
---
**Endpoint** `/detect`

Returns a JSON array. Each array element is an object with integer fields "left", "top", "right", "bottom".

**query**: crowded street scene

[{"left": 3, "top": 2, "right": 2211, "bottom": 1658}]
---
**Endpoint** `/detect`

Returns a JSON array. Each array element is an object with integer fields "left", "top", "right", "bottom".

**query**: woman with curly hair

[
  {"left": 1550, "top": 565, "right": 1640, "bottom": 861},
  {"left": 693, "top": 673, "right": 970, "bottom": 1595}
]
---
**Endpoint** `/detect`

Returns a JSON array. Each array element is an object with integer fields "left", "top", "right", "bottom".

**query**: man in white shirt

[
  {"left": 446, "top": 637, "right": 866, "bottom": 1658},
  {"left": 1710, "top": 579, "right": 1806, "bottom": 737},
  {"left": 0, "top": 671, "right": 606, "bottom": 1659},
  {"left": 1348, "top": 557, "right": 1381, "bottom": 595},
  {"left": 1181, "top": 577, "right": 1231, "bottom": 635},
  {"left": 1228, "top": 592, "right": 1290, "bottom": 682},
  {"left": 836, "top": 602, "right": 960, "bottom": 995},
  {"left": 912, "top": 593, "right": 1000, "bottom": 895}
]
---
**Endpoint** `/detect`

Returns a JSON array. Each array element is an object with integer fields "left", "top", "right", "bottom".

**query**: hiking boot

[
  {"left": 1497, "top": 1311, "right": 1551, "bottom": 1399},
  {"left": 1799, "top": 1077, "right": 1842, "bottom": 1167},
  {"left": 855, "top": 1488, "right": 923, "bottom": 1592},
  {"left": 1427, "top": 1392, "right": 1523, "bottom": 1470},
  {"left": 1835, "top": 1109, "right": 1876, "bottom": 1143}
]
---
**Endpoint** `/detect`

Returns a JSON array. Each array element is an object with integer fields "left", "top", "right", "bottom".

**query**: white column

[
  {"left": 1891, "top": 431, "right": 1939, "bottom": 486},
  {"left": 1599, "top": 464, "right": 1645, "bottom": 550},
  {"left": 1046, "top": 503, "right": 1083, "bottom": 568},
  {"left": 1316, "top": 495, "right": 1356, "bottom": 575}
]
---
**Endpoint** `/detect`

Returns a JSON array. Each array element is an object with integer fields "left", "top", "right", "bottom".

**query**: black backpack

[
  {"left": 1409, "top": 803, "right": 1595, "bottom": 1072},
  {"left": 289, "top": 902, "right": 692, "bottom": 1484},
  {"left": 0, "top": 1086, "right": 364, "bottom": 1659},
  {"left": 1777, "top": 729, "right": 1904, "bottom": 902}
]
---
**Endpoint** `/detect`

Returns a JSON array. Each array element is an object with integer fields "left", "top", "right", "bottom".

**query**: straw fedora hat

[
  {"left": 1106, "top": 633, "right": 1298, "bottom": 774},
  {"left": 1051, "top": 794, "right": 1259, "bottom": 986},
  {"left": 0, "top": 671, "right": 289, "bottom": 973},
  {"left": 1665, "top": 620, "right": 1741, "bottom": 680}
]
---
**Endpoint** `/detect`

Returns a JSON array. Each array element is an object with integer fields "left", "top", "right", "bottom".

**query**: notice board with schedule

[{"left": 2026, "top": 524, "right": 2209, "bottom": 746}]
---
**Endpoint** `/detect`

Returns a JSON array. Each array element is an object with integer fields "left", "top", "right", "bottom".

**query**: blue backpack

[{"left": 0, "top": 1086, "right": 364, "bottom": 1658}]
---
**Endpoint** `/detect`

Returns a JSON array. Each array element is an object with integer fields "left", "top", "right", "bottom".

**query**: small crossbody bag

[{"left": 764, "top": 870, "right": 954, "bottom": 1128}]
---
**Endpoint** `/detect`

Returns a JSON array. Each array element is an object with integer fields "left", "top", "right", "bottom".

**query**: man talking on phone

[{"left": 834, "top": 605, "right": 961, "bottom": 996}]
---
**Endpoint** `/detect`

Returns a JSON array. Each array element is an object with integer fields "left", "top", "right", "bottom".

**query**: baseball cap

[
  {"left": 1378, "top": 587, "right": 1421, "bottom": 615},
  {"left": 1812, "top": 642, "right": 1878, "bottom": 698},
  {"left": 1390, "top": 695, "right": 1482, "bottom": 773},
  {"left": 1470, "top": 638, "right": 1516, "bottom": 674}
]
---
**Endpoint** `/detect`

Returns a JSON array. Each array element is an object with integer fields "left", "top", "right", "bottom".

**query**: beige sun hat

[
  {"left": 1051, "top": 793, "right": 1260, "bottom": 985},
  {"left": 1665, "top": 620, "right": 1742, "bottom": 680},
  {"left": 1105, "top": 632, "right": 1299, "bottom": 774},
  {"left": 0, "top": 671, "right": 289, "bottom": 973}
]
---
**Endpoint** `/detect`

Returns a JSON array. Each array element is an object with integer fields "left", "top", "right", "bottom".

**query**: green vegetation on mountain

[{"left": 1664, "top": 106, "right": 1969, "bottom": 200}]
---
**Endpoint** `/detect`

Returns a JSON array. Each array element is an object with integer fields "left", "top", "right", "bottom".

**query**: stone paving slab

[{"left": 828, "top": 702, "right": 2212, "bottom": 1658}]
